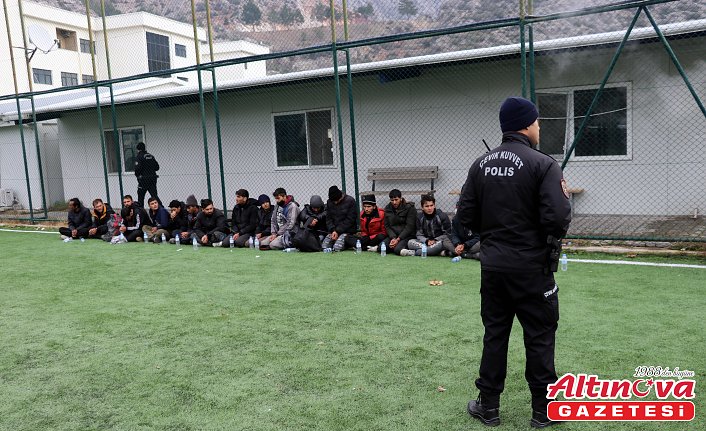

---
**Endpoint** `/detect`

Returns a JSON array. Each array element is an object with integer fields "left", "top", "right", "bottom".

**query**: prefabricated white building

[{"left": 2, "top": 19, "right": 705, "bottom": 222}]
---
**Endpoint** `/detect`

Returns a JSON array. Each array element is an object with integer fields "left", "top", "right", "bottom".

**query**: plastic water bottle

[
  {"left": 380, "top": 242, "right": 386, "bottom": 257},
  {"left": 118, "top": 232, "right": 126, "bottom": 243},
  {"left": 451, "top": 256, "right": 462, "bottom": 263},
  {"left": 143, "top": 231, "right": 149, "bottom": 244},
  {"left": 560, "top": 253, "right": 568, "bottom": 271},
  {"left": 192, "top": 237, "right": 198, "bottom": 251},
  {"left": 175, "top": 234, "right": 180, "bottom": 246},
  {"left": 254, "top": 237, "right": 260, "bottom": 249},
  {"left": 249, "top": 236, "right": 254, "bottom": 249},
  {"left": 283, "top": 248, "right": 298, "bottom": 253},
  {"left": 421, "top": 243, "right": 428, "bottom": 258},
  {"left": 355, "top": 239, "right": 362, "bottom": 254},
  {"left": 161, "top": 233, "right": 166, "bottom": 245},
  {"left": 80, "top": 238, "right": 85, "bottom": 243},
  {"left": 229, "top": 235, "right": 235, "bottom": 248}
]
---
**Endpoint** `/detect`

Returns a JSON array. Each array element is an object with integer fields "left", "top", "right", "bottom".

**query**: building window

[
  {"left": 273, "top": 109, "right": 334, "bottom": 168},
  {"left": 537, "top": 84, "right": 630, "bottom": 160},
  {"left": 61, "top": 72, "right": 78, "bottom": 87},
  {"left": 32, "top": 68, "right": 52, "bottom": 85},
  {"left": 146, "top": 32, "right": 170, "bottom": 74},
  {"left": 79, "top": 38, "right": 95, "bottom": 54},
  {"left": 56, "top": 28, "right": 77, "bottom": 51},
  {"left": 175, "top": 44, "right": 186, "bottom": 58},
  {"left": 82, "top": 74, "right": 95, "bottom": 84},
  {"left": 105, "top": 127, "right": 144, "bottom": 173}
]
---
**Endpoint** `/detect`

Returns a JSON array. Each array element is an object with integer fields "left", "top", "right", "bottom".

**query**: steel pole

[
  {"left": 84, "top": 0, "right": 110, "bottom": 205},
  {"left": 330, "top": 0, "right": 346, "bottom": 192},
  {"left": 17, "top": 0, "right": 47, "bottom": 218},
  {"left": 342, "top": 0, "right": 360, "bottom": 207},
  {"left": 561, "top": 7, "right": 643, "bottom": 169},
  {"left": 205, "top": 0, "right": 227, "bottom": 211},
  {"left": 100, "top": 0, "right": 123, "bottom": 199},
  {"left": 644, "top": 7, "right": 706, "bottom": 118},
  {"left": 190, "top": 0, "right": 212, "bottom": 200},
  {"left": 2, "top": 0, "right": 34, "bottom": 221}
]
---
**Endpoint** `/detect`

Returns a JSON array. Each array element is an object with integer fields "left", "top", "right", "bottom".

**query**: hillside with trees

[{"left": 36, "top": 0, "right": 706, "bottom": 74}]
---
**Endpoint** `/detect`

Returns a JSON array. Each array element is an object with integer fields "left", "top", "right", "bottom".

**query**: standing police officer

[
  {"left": 458, "top": 97, "right": 572, "bottom": 428},
  {"left": 134, "top": 142, "right": 161, "bottom": 207}
]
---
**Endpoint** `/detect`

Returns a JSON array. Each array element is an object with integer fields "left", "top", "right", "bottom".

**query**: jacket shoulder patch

[{"left": 561, "top": 178, "right": 570, "bottom": 199}]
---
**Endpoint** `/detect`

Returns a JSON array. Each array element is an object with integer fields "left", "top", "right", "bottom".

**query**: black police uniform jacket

[
  {"left": 458, "top": 132, "right": 571, "bottom": 273},
  {"left": 134, "top": 150, "right": 159, "bottom": 181}
]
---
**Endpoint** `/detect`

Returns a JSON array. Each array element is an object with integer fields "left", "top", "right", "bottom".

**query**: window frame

[
  {"left": 32, "top": 68, "right": 52, "bottom": 85},
  {"left": 146, "top": 32, "right": 171, "bottom": 74},
  {"left": 82, "top": 74, "right": 95, "bottom": 84},
  {"left": 60, "top": 72, "right": 78, "bottom": 87},
  {"left": 79, "top": 38, "right": 95, "bottom": 54},
  {"left": 271, "top": 108, "right": 337, "bottom": 170},
  {"left": 175, "top": 43, "right": 187, "bottom": 58},
  {"left": 104, "top": 126, "right": 145, "bottom": 174},
  {"left": 536, "top": 82, "right": 632, "bottom": 162}
]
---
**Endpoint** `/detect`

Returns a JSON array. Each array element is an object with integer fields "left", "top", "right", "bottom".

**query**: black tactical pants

[
  {"left": 475, "top": 270, "right": 559, "bottom": 410},
  {"left": 137, "top": 177, "right": 160, "bottom": 207}
]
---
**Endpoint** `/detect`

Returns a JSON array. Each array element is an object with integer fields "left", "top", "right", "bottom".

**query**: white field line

[
  {"left": 0, "top": 228, "right": 58, "bottom": 235},
  {"left": 569, "top": 259, "right": 706, "bottom": 270}
]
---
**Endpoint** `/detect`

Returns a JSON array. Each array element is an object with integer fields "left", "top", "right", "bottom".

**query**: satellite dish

[{"left": 28, "top": 24, "right": 57, "bottom": 54}]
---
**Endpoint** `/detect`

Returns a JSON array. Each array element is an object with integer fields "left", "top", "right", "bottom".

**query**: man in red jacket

[{"left": 351, "top": 194, "right": 386, "bottom": 251}]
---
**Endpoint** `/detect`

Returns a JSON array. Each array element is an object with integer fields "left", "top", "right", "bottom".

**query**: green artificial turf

[{"left": 0, "top": 230, "right": 703, "bottom": 430}]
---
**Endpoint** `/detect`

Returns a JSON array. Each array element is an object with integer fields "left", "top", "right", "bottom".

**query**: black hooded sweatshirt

[{"left": 230, "top": 198, "right": 259, "bottom": 235}]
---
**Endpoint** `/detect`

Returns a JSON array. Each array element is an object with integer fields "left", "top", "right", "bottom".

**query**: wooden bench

[{"left": 360, "top": 166, "right": 439, "bottom": 200}]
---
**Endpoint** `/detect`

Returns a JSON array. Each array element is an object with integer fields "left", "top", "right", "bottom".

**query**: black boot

[
  {"left": 467, "top": 394, "right": 500, "bottom": 426},
  {"left": 530, "top": 410, "right": 562, "bottom": 428}
]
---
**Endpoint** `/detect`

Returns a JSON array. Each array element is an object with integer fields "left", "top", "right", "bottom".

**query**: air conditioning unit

[{"left": 0, "top": 189, "right": 15, "bottom": 207}]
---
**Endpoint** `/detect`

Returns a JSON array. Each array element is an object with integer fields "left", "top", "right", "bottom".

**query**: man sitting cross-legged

[{"left": 219, "top": 189, "right": 258, "bottom": 248}]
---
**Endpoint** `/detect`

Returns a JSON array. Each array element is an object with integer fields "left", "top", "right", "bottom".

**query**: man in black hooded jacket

[
  {"left": 220, "top": 189, "right": 258, "bottom": 247},
  {"left": 193, "top": 199, "right": 228, "bottom": 246},
  {"left": 59, "top": 198, "right": 92, "bottom": 240},
  {"left": 322, "top": 185, "right": 358, "bottom": 251},
  {"left": 382, "top": 189, "right": 417, "bottom": 255}
]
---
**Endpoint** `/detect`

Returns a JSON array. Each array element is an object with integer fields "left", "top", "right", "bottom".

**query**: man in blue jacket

[{"left": 143, "top": 197, "right": 170, "bottom": 242}]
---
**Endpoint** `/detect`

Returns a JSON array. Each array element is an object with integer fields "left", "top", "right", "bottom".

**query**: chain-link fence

[{"left": 0, "top": 0, "right": 704, "bottom": 242}]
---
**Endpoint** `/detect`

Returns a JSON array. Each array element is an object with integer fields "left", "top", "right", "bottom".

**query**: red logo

[{"left": 546, "top": 372, "right": 696, "bottom": 422}]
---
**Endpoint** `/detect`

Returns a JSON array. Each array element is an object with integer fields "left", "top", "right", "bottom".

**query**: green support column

[
  {"left": 528, "top": 0, "right": 536, "bottom": 103},
  {"left": 643, "top": 7, "right": 706, "bottom": 118},
  {"left": 561, "top": 7, "right": 643, "bottom": 170},
  {"left": 84, "top": 0, "right": 110, "bottom": 205},
  {"left": 191, "top": 0, "right": 212, "bottom": 200},
  {"left": 17, "top": 0, "right": 47, "bottom": 219},
  {"left": 205, "top": 0, "right": 227, "bottom": 211},
  {"left": 2, "top": 0, "right": 34, "bottom": 221},
  {"left": 519, "top": 0, "right": 527, "bottom": 98},
  {"left": 100, "top": 0, "right": 123, "bottom": 199},
  {"left": 330, "top": 0, "right": 347, "bottom": 192},
  {"left": 342, "top": 0, "right": 360, "bottom": 207}
]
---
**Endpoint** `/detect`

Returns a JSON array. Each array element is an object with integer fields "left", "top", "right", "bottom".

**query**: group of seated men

[{"left": 58, "top": 185, "right": 480, "bottom": 259}]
